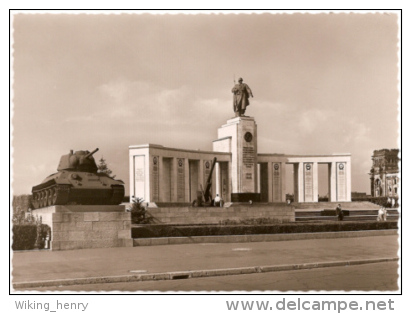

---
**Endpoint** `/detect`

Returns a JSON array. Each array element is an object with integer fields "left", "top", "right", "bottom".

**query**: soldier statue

[{"left": 232, "top": 77, "right": 253, "bottom": 117}]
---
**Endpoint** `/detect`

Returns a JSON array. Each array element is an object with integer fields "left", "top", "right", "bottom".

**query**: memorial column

[
  {"left": 267, "top": 162, "right": 273, "bottom": 202},
  {"left": 184, "top": 159, "right": 190, "bottom": 203},
  {"left": 313, "top": 162, "right": 319, "bottom": 202},
  {"left": 215, "top": 162, "right": 220, "bottom": 196},
  {"left": 171, "top": 158, "right": 178, "bottom": 202},
  {"left": 329, "top": 162, "right": 337, "bottom": 202},
  {"left": 281, "top": 162, "right": 286, "bottom": 202},
  {"left": 346, "top": 159, "right": 352, "bottom": 201}
]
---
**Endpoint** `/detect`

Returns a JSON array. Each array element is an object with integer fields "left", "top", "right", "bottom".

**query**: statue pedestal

[{"left": 213, "top": 116, "right": 260, "bottom": 202}]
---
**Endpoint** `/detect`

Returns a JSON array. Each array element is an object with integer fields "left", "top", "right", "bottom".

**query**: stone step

[
  {"left": 296, "top": 215, "right": 399, "bottom": 222},
  {"left": 296, "top": 209, "right": 399, "bottom": 216},
  {"left": 294, "top": 202, "right": 381, "bottom": 210}
]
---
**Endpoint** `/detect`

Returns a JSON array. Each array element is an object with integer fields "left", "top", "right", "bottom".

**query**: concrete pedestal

[
  {"left": 32, "top": 205, "right": 133, "bottom": 251},
  {"left": 214, "top": 117, "right": 259, "bottom": 201}
]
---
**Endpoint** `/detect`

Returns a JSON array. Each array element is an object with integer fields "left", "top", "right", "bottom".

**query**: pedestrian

[
  {"left": 336, "top": 204, "right": 344, "bottom": 221},
  {"left": 214, "top": 194, "right": 222, "bottom": 207},
  {"left": 377, "top": 206, "right": 387, "bottom": 221}
]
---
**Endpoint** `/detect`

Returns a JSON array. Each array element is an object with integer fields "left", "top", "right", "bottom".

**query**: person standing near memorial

[
  {"left": 377, "top": 206, "right": 387, "bottom": 221},
  {"left": 214, "top": 194, "right": 223, "bottom": 207},
  {"left": 336, "top": 204, "right": 344, "bottom": 221},
  {"left": 232, "top": 77, "right": 253, "bottom": 117}
]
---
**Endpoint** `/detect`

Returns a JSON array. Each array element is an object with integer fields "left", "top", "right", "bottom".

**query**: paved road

[
  {"left": 20, "top": 261, "right": 399, "bottom": 292},
  {"left": 12, "top": 235, "right": 399, "bottom": 283}
]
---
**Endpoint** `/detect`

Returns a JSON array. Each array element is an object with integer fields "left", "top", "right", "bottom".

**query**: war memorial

[
  {"left": 129, "top": 78, "right": 351, "bottom": 224},
  {"left": 29, "top": 78, "right": 352, "bottom": 250}
]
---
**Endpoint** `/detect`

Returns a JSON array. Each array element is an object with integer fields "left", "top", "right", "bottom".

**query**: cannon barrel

[
  {"left": 85, "top": 148, "right": 99, "bottom": 159},
  {"left": 203, "top": 157, "right": 217, "bottom": 202}
]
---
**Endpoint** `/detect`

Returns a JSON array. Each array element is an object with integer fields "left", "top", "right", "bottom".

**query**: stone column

[
  {"left": 171, "top": 158, "right": 178, "bottom": 202},
  {"left": 199, "top": 159, "right": 204, "bottom": 192},
  {"left": 313, "top": 162, "right": 319, "bottom": 202},
  {"left": 281, "top": 162, "right": 287, "bottom": 202},
  {"left": 215, "top": 162, "right": 220, "bottom": 196},
  {"left": 272, "top": 162, "right": 282, "bottom": 202},
  {"left": 227, "top": 160, "right": 232, "bottom": 202},
  {"left": 298, "top": 162, "right": 304, "bottom": 202},
  {"left": 346, "top": 159, "right": 352, "bottom": 201},
  {"left": 293, "top": 163, "right": 299, "bottom": 202},
  {"left": 184, "top": 158, "right": 190, "bottom": 203},
  {"left": 158, "top": 156, "right": 164, "bottom": 202},
  {"left": 151, "top": 155, "right": 160, "bottom": 203},
  {"left": 129, "top": 153, "right": 134, "bottom": 202},
  {"left": 329, "top": 162, "right": 337, "bottom": 202},
  {"left": 267, "top": 162, "right": 273, "bottom": 202}
]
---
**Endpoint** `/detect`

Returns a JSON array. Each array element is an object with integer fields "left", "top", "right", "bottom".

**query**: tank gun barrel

[{"left": 85, "top": 148, "right": 99, "bottom": 159}]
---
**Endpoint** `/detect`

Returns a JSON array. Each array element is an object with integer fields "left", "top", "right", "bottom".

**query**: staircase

[
  {"left": 295, "top": 201, "right": 381, "bottom": 210},
  {"left": 295, "top": 202, "right": 400, "bottom": 222}
]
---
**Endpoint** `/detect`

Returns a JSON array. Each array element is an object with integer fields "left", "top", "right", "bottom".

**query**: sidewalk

[{"left": 12, "top": 233, "right": 399, "bottom": 288}]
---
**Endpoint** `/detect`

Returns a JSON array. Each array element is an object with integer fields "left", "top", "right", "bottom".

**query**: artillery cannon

[
  {"left": 192, "top": 157, "right": 217, "bottom": 207},
  {"left": 31, "top": 148, "right": 125, "bottom": 208}
]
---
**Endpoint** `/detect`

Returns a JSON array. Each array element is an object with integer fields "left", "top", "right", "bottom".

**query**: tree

[{"left": 97, "top": 156, "right": 116, "bottom": 178}]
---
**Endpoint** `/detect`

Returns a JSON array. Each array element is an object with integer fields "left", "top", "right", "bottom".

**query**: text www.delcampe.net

[{"left": 226, "top": 299, "right": 394, "bottom": 313}]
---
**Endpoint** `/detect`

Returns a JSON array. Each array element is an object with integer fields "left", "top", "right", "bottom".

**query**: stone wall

[
  {"left": 31, "top": 205, "right": 133, "bottom": 251},
  {"left": 146, "top": 204, "right": 295, "bottom": 225}
]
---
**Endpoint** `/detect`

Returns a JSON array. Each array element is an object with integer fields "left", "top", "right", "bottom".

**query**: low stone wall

[
  {"left": 133, "top": 229, "right": 398, "bottom": 246},
  {"left": 31, "top": 205, "right": 133, "bottom": 251},
  {"left": 146, "top": 204, "right": 295, "bottom": 225}
]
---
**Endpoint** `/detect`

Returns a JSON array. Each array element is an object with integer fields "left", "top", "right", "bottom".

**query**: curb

[
  {"left": 13, "top": 257, "right": 399, "bottom": 290},
  {"left": 133, "top": 229, "right": 398, "bottom": 246}
]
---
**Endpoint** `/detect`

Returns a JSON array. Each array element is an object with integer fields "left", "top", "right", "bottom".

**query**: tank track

[
  {"left": 32, "top": 184, "right": 125, "bottom": 209},
  {"left": 110, "top": 185, "right": 125, "bottom": 205},
  {"left": 32, "top": 183, "right": 70, "bottom": 209}
]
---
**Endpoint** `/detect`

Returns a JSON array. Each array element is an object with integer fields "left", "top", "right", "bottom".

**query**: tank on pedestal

[{"left": 31, "top": 148, "right": 125, "bottom": 208}]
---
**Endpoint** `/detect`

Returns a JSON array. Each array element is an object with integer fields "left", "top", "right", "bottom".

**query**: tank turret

[
  {"left": 31, "top": 148, "right": 124, "bottom": 209},
  {"left": 57, "top": 148, "right": 99, "bottom": 172}
]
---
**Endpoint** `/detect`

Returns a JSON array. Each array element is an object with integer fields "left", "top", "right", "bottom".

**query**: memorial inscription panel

[
  {"left": 337, "top": 162, "right": 347, "bottom": 200},
  {"left": 273, "top": 163, "right": 281, "bottom": 202},
  {"left": 177, "top": 158, "right": 185, "bottom": 202},
  {"left": 304, "top": 163, "right": 313, "bottom": 202},
  {"left": 241, "top": 129, "right": 256, "bottom": 192},
  {"left": 134, "top": 155, "right": 145, "bottom": 199},
  {"left": 152, "top": 156, "right": 159, "bottom": 202}
]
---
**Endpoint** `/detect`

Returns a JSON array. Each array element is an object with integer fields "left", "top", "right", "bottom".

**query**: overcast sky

[{"left": 11, "top": 12, "right": 400, "bottom": 196}]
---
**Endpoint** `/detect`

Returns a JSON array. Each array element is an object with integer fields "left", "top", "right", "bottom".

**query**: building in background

[{"left": 370, "top": 149, "right": 400, "bottom": 197}]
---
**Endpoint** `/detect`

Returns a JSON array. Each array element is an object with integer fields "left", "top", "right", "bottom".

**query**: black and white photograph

[{"left": 9, "top": 7, "right": 403, "bottom": 312}]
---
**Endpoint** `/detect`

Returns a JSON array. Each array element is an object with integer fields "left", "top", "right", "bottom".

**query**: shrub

[
  {"left": 12, "top": 210, "right": 51, "bottom": 250},
  {"left": 130, "top": 197, "right": 154, "bottom": 224},
  {"left": 131, "top": 221, "right": 397, "bottom": 238},
  {"left": 12, "top": 225, "right": 37, "bottom": 250}
]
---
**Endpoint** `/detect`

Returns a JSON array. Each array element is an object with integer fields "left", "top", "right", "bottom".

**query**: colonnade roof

[
  {"left": 257, "top": 153, "right": 351, "bottom": 157},
  {"left": 129, "top": 143, "right": 230, "bottom": 156},
  {"left": 129, "top": 144, "right": 351, "bottom": 161}
]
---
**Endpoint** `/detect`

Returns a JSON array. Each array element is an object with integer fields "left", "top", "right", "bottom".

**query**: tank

[{"left": 31, "top": 148, "right": 125, "bottom": 208}]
